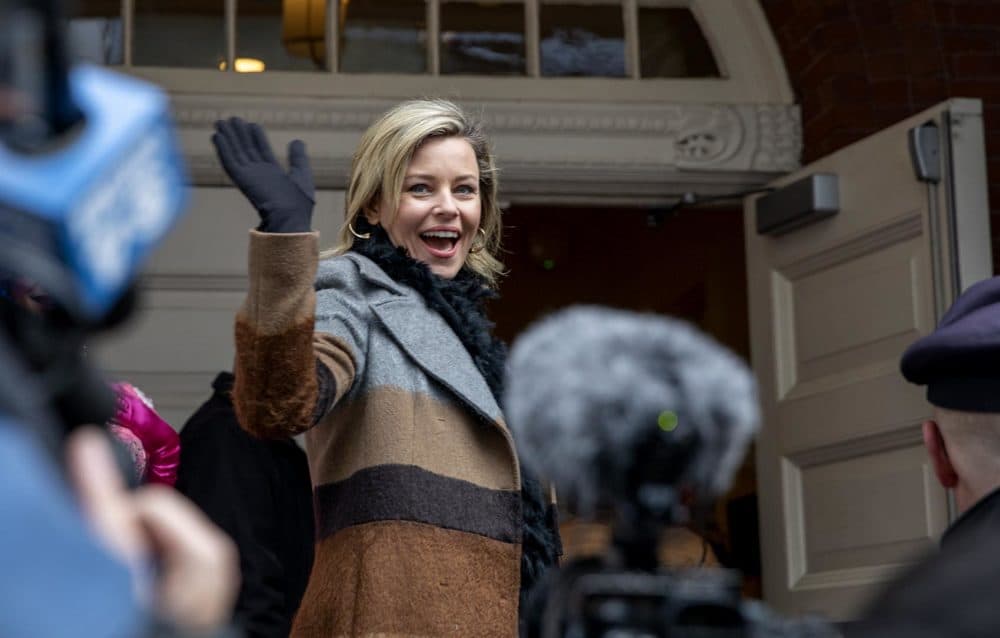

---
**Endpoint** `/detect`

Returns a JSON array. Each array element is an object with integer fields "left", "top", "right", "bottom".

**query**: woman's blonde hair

[{"left": 324, "top": 99, "right": 505, "bottom": 287}]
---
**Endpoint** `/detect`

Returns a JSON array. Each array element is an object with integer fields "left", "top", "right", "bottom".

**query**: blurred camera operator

[
  {"left": 0, "top": 1, "right": 239, "bottom": 635},
  {"left": 0, "top": 273, "right": 239, "bottom": 638}
]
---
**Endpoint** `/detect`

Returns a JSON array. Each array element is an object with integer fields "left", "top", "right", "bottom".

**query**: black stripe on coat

[{"left": 314, "top": 463, "right": 522, "bottom": 544}]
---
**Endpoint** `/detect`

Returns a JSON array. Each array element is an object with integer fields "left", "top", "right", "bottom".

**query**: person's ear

[
  {"left": 363, "top": 200, "right": 381, "bottom": 226},
  {"left": 923, "top": 419, "right": 959, "bottom": 489}
]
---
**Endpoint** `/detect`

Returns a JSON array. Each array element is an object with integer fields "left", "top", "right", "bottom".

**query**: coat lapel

[{"left": 370, "top": 295, "right": 503, "bottom": 424}]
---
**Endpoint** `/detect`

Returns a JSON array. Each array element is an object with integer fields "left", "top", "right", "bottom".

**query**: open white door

[{"left": 745, "top": 99, "right": 992, "bottom": 620}]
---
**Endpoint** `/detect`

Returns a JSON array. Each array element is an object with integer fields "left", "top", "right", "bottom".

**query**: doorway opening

[{"left": 491, "top": 203, "right": 762, "bottom": 596}]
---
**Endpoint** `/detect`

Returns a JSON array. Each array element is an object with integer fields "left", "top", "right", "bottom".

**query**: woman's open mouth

[{"left": 420, "top": 229, "right": 460, "bottom": 258}]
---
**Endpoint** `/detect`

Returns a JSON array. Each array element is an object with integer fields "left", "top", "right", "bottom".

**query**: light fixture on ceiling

[{"left": 218, "top": 57, "right": 266, "bottom": 73}]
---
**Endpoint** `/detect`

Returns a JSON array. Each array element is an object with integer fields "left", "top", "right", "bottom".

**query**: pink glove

[{"left": 108, "top": 382, "right": 181, "bottom": 486}]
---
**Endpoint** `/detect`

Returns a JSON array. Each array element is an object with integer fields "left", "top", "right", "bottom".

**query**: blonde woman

[{"left": 212, "top": 100, "right": 560, "bottom": 637}]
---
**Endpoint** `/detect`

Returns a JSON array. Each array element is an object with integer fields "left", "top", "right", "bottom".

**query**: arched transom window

[
  {"left": 69, "top": 0, "right": 790, "bottom": 105},
  {"left": 75, "top": 1, "right": 718, "bottom": 77}
]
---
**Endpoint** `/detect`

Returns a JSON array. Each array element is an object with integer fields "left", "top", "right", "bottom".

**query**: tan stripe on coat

[
  {"left": 242, "top": 230, "right": 319, "bottom": 334},
  {"left": 306, "top": 385, "right": 517, "bottom": 491}
]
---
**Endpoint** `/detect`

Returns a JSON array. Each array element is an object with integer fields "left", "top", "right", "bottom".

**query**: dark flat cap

[{"left": 900, "top": 276, "right": 1000, "bottom": 412}]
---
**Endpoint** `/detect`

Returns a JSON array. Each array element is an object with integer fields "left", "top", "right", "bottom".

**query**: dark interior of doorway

[{"left": 490, "top": 203, "right": 762, "bottom": 597}]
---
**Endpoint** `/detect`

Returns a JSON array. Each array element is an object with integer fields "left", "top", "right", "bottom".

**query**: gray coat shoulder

[
  {"left": 315, "top": 252, "right": 404, "bottom": 296},
  {"left": 316, "top": 253, "right": 364, "bottom": 289}
]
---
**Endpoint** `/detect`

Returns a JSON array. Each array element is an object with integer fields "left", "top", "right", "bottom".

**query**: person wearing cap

[
  {"left": 898, "top": 275, "right": 1000, "bottom": 549},
  {"left": 843, "top": 276, "right": 1000, "bottom": 638}
]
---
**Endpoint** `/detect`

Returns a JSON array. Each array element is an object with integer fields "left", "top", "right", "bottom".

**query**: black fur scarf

[{"left": 350, "top": 218, "right": 562, "bottom": 609}]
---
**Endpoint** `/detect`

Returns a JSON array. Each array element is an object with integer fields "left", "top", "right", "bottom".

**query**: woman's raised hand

[{"left": 212, "top": 117, "right": 315, "bottom": 233}]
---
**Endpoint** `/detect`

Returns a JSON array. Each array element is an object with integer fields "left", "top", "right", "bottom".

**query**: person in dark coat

[
  {"left": 176, "top": 371, "right": 314, "bottom": 638},
  {"left": 846, "top": 275, "right": 1000, "bottom": 638}
]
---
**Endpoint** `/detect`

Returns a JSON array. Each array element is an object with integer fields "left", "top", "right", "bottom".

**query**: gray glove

[{"left": 211, "top": 117, "right": 314, "bottom": 233}]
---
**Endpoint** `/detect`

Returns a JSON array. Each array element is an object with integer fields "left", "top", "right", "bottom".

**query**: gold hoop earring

[
  {"left": 348, "top": 222, "right": 371, "bottom": 240},
  {"left": 468, "top": 228, "right": 487, "bottom": 254}
]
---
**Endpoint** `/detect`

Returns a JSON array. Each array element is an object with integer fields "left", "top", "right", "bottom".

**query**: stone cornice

[{"left": 171, "top": 94, "right": 800, "bottom": 201}]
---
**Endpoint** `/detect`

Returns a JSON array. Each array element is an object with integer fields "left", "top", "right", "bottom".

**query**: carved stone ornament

[
  {"left": 172, "top": 95, "right": 801, "bottom": 203},
  {"left": 752, "top": 104, "right": 802, "bottom": 172}
]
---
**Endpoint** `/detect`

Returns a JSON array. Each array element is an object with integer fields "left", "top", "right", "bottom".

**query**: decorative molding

[
  {"left": 792, "top": 563, "right": 912, "bottom": 592},
  {"left": 781, "top": 457, "right": 808, "bottom": 584},
  {"left": 143, "top": 274, "right": 247, "bottom": 292},
  {"left": 186, "top": 154, "right": 353, "bottom": 189},
  {"left": 173, "top": 97, "right": 383, "bottom": 131},
  {"left": 771, "top": 270, "right": 798, "bottom": 400},
  {"left": 100, "top": 370, "right": 220, "bottom": 401},
  {"left": 672, "top": 105, "right": 744, "bottom": 167},
  {"left": 173, "top": 96, "right": 757, "bottom": 137},
  {"left": 171, "top": 94, "right": 801, "bottom": 200},
  {"left": 779, "top": 213, "right": 924, "bottom": 280},
  {"left": 788, "top": 422, "right": 924, "bottom": 469},
  {"left": 753, "top": 104, "right": 802, "bottom": 172},
  {"left": 782, "top": 432, "right": 935, "bottom": 592}
]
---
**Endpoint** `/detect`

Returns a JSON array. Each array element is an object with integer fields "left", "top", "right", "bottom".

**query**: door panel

[
  {"left": 797, "top": 444, "right": 943, "bottom": 575},
  {"left": 746, "top": 99, "right": 991, "bottom": 618}
]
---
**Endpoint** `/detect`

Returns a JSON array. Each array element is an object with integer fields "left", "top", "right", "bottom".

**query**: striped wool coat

[{"left": 233, "top": 230, "right": 523, "bottom": 637}]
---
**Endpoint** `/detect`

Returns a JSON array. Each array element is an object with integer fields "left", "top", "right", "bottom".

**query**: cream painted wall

[{"left": 91, "top": 187, "right": 345, "bottom": 429}]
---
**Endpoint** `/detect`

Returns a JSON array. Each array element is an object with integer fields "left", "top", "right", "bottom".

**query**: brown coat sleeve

[{"left": 233, "top": 230, "right": 333, "bottom": 439}]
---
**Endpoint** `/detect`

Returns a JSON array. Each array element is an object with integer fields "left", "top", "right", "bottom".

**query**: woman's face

[{"left": 369, "top": 136, "right": 482, "bottom": 279}]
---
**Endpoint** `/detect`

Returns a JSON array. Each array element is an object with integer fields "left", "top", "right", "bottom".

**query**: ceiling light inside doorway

[{"left": 218, "top": 58, "right": 266, "bottom": 73}]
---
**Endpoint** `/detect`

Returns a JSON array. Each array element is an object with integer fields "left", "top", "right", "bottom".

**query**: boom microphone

[
  {"left": 0, "top": 0, "right": 189, "bottom": 454},
  {"left": 504, "top": 306, "right": 760, "bottom": 519},
  {"left": 503, "top": 308, "right": 835, "bottom": 638}
]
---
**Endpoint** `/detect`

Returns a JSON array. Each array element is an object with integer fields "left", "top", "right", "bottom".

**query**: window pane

[
  {"left": 70, "top": 1, "right": 124, "bottom": 65},
  {"left": 240, "top": 0, "right": 322, "bottom": 71},
  {"left": 340, "top": 0, "right": 426, "bottom": 74},
  {"left": 133, "top": 1, "right": 225, "bottom": 69},
  {"left": 440, "top": 2, "right": 525, "bottom": 76},
  {"left": 540, "top": 4, "right": 625, "bottom": 77},
  {"left": 638, "top": 7, "right": 719, "bottom": 78}
]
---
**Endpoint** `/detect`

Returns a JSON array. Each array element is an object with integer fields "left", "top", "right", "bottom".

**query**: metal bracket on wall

[
  {"left": 909, "top": 121, "right": 941, "bottom": 183},
  {"left": 755, "top": 173, "right": 839, "bottom": 236}
]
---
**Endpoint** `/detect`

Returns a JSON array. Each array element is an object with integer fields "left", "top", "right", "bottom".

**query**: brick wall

[{"left": 761, "top": 0, "right": 1000, "bottom": 272}]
